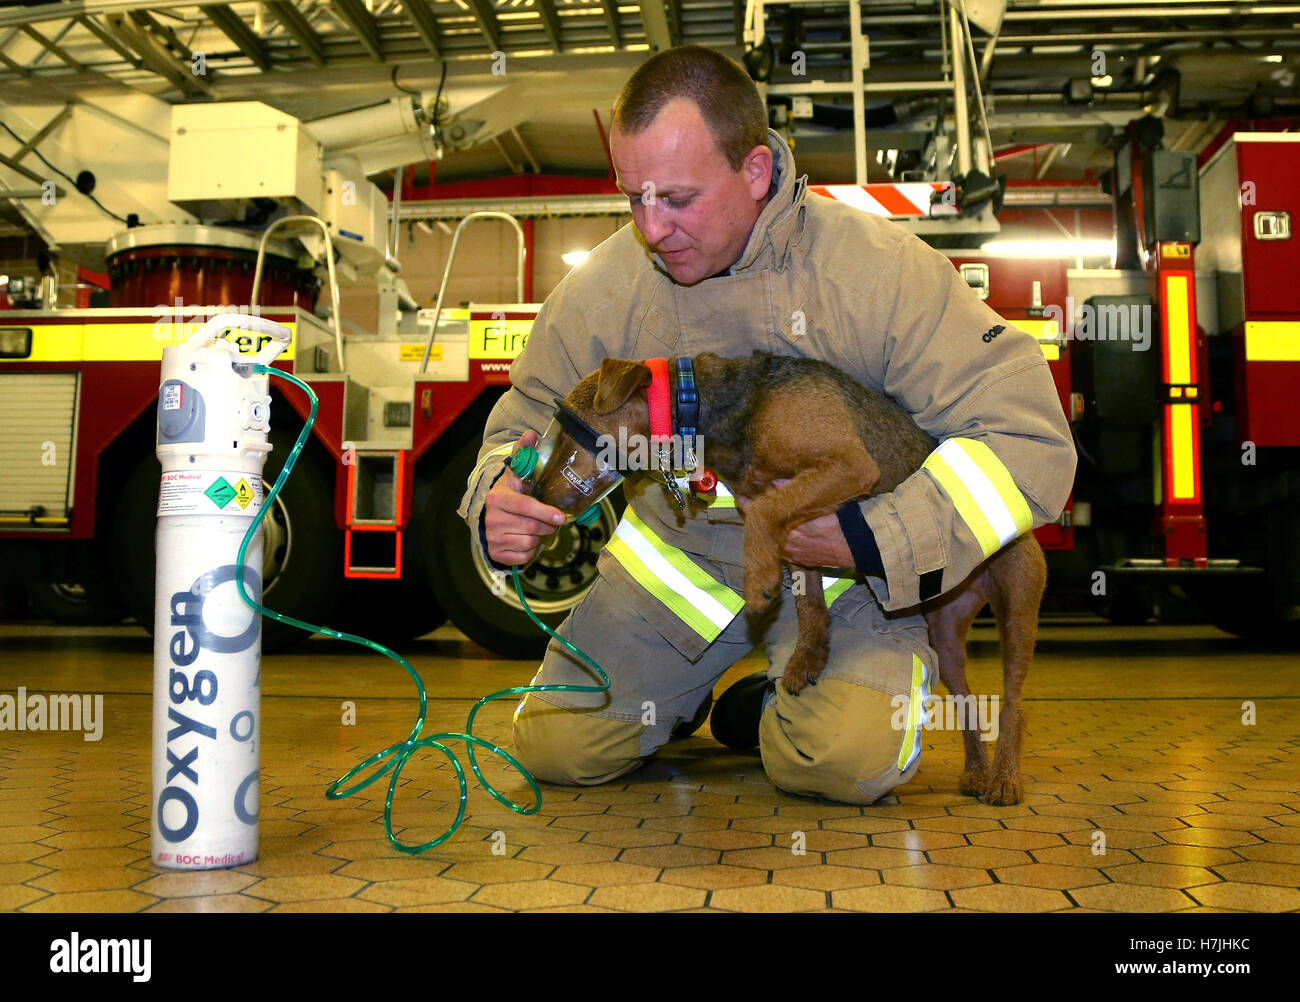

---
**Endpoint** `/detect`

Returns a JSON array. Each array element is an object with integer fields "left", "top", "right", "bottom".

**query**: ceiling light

[
  {"left": 562, "top": 250, "right": 590, "bottom": 267},
  {"left": 980, "top": 239, "right": 1115, "bottom": 258}
]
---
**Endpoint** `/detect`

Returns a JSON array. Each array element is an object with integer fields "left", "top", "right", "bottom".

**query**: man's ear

[{"left": 593, "top": 358, "right": 652, "bottom": 414}]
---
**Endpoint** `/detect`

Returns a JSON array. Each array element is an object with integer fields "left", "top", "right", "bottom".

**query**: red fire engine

[{"left": 3, "top": 113, "right": 1297, "bottom": 652}]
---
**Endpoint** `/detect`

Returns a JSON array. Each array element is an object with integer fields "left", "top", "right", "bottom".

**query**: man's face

[{"left": 610, "top": 98, "right": 773, "bottom": 286}]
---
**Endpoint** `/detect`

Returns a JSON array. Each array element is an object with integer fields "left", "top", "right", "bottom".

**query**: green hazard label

[{"left": 204, "top": 476, "right": 236, "bottom": 509}]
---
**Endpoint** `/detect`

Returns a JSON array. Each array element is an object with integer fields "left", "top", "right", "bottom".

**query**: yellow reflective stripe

[
  {"left": 822, "top": 576, "right": 852, "bottom": 607},
  {"left": 896, "top": 653, "right": 927, "bottom": 771},
  {"left": 1169, "top": 403, "right": 1196, "bottom": 500},
  {"left": 1244, "top": 321, "right": 1300, "bottom": 361},
  {"left": 709, "top": 482, "right": 736, "bottom": 508},
  {"left": 1164, "top": 275, "right": 1191, "bottom": 384},
  {"left": 474, "top": 442, "right": 517, "bottom": 481},
  {"left": 1017, "top": 319, "right": 1059, "bottom": 340},
  {"left": 605, "top": 507, "right": 744, "bottom": 641},
  {"left": 1, "top": 321, "right": 298, "bottom": 361},
  {"left": 923, "top": 451, "right": 1002, "bottom": 556},
  {"left": 923, "top": 439, "right": 1033, "bottom": 557},
  {"left": 1, "top": 324, "right": 83, "bottom": 362}
]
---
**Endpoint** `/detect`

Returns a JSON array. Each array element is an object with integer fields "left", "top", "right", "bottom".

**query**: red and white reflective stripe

[{"left": 809, "top": 183, "right": 958, "bottom": 218}]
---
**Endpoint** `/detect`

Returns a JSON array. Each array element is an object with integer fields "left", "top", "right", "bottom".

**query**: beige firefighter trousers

[{"left": 510, "top": 558, "right": 937, "bottom": 805}]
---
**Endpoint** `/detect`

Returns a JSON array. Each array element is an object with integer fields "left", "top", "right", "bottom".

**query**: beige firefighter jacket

[{"left": 458, "top": 129, "right": 1077, "bottom": 659}]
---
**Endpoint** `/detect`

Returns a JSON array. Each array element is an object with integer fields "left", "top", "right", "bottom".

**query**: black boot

[
  {"left": 709, "top": 671, "right": 773, "bottom": 750},
  {"left": 670, "top": 691, "right": 714, "bottom": 740}
]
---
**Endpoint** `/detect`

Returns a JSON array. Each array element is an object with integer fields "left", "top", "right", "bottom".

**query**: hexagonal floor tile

[
  {"left": 471, "top": 880, "right": 592, "bottom": 910},
  {"left": 949, "top": 884, "right": 1073, "bottom": 911},
  {"left": 241, "top": 873, "right": 367, "bottom": 903},
  {"left": 708, "top": 883, "right": 826, "bottom": 912},
  {"left": 883, "top": 864, "right": 992, "bottom": 890},
  {"left": 660, "top": 864, "right": 769, "bottom": 890},
  {"left": 588, "top": 882, "right": 708, "bottom": 911},
  {"left": 831, "top": 884, "right": 949, "bottom": 912}
]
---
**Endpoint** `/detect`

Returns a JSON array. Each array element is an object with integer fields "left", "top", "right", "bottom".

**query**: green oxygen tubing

[{"left": 235, "top": 365, "right": 610, "bottom": 854}]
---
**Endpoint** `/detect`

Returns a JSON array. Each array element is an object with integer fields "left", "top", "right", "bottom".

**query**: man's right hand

[{"left": 484, "top": 430, "right": 568, "bottom": 567}]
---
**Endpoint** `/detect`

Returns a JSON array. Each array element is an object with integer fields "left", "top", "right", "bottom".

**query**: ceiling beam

[
  {"left": 8, "top": 103, "right": 73, "bottom": 164},
  {"left": 201, "top": 4, "right": 271, "bottom": 72},
  {"left": 664, "top": 0, "right": 682, "bottom": 46},
  {"left": 329, "top": 0, "right": 384, "bottom": 61},
  {"left": 464, "top": 0, "right": 502, "bottom": 54},
  {"left": 106, "top": 11, "right": 211, "bottom": 96},
  {"left": 0, "top": 48, "right": 31, "bottom": 79},
  {"left": 76, "top": 15, "right": 144, "bottom": 69},
  {"left": 533, "top": 0, "right": 563, "bottom": 52},
  {"left": 265, "top": 2, "right": 327, "bottom": 67},
  {"left": 397, "top": 0, "right": 442, "bottom": 60},
  {"left": 599, "top": 0, "right": 623, "bottom": 49},
  {"left": 24, "top": 19, "right": 74, "bottom": 68},
  {"left": 639, "top": 1, "right": 671, "bottom": 52}
]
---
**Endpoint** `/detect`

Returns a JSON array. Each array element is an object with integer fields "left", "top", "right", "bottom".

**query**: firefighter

[{"left": 458, "top": 45, "right": 1076, "bottom": 804}]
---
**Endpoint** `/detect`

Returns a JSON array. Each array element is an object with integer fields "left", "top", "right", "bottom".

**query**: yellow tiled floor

[{"left": 1, "top": 618, "right": 1298, "bottom": 913}]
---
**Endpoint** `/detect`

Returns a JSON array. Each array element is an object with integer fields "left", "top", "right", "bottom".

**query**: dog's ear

[{"left": 593, "top": 359, "right": 652, "bottom": 414}]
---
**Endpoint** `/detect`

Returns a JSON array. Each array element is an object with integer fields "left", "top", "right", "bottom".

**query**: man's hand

[
  {"left": 484, "top": 430, "right": 568, "bottom": 566},
  {"left": 733, "top": 478, "right": 855, "bottom": 568}
]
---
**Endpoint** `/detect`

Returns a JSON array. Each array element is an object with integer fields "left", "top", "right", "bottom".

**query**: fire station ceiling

[{"left": 0, "top": 0, "right": 1296, "bottom": 198}]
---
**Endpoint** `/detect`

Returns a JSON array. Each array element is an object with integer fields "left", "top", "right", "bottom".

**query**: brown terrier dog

[{"left": 557, "top": 351, "right": 1047, "bottom": 805}]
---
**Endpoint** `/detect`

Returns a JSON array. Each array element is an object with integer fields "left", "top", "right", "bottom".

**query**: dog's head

[{"left": 562, "top": 358, "right": 654, "bottom": 445}]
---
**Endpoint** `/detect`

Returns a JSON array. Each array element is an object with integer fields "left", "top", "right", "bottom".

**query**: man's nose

[{"left": 639, "top": 202, "right": 673, "bottom": 245}]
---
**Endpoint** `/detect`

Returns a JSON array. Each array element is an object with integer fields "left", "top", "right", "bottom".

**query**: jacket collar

[
  {"left": 646, "top": 129, "right": 808, "bottom": 280},
  {"left": 730, "top": 129, "right": 808, "bottom": 275}
]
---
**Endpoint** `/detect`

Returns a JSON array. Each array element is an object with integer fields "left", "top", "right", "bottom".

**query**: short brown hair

[{"left": 612, "top": 45, "right": 767, "bottom": 171}]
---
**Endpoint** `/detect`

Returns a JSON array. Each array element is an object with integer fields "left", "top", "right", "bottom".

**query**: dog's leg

[
  {"left": 981, "top": 534, "right": 1047, "bottom": 806},
  {"left": 783, "top": 565, "right": 829, "bottom": 695},
  {"left": 923, "top": 578, "right": 991, "bottom": 798},
  {"left": 741, "top": 449, "right": 879, "bottom": 615}
]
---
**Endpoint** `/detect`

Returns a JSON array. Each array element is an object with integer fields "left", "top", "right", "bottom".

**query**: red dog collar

[{"left": 645, "top": 357, "right": 673, "bottom": 443}]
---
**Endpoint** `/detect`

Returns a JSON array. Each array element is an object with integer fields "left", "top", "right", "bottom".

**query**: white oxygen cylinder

[{"left": 151, "top": 314, "right": 291, "bottom": 870}]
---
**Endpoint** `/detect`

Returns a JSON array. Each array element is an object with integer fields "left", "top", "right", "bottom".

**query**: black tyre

[
  {"left": 331, "top": 579, "right": 446, "bottom": 649},
  {"left": 1190, "top": 578, "right": 1300, "bottom": 647},
  {"left": 24, "top": 579, "right": 124, "bottom": 625},
  {"left": 110, "top": 429, "right": 343, "bottom": 654},
  {"left": 424, "top": 439, "right": 624, "bottom": 660}
]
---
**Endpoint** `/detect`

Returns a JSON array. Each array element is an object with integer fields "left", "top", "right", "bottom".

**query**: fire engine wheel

[
  {"left": 425, "top": 439, "right": 625, "bottom": 660},
  {"left": 110, "top": 431, "right": 343, "bottom": 654},
  {"left": 23, "top": 577, "right": 125, "bottom": 625},
  {"left": 331, "top": 579, "right": 447, "bottom": 650}
]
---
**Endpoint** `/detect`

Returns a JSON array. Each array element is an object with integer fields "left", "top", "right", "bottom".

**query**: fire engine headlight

[{"left": 0, "top": 328, "right": 33, "bottom": 359}]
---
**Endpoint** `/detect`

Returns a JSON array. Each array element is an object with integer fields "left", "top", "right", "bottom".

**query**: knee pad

[
  {"left": 759, "top": 679, "right": 916, "bottom": 805},
  {"left": 512, "top": 694, "right": 646, "bottom": 786}
]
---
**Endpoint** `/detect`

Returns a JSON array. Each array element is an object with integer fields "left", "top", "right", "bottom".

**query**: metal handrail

[
  {"left": 250, "top": 214, "right": 345, "bottom": 370},
  {"left": 419, "top": 210, "right": 526, "bottom": 374}
]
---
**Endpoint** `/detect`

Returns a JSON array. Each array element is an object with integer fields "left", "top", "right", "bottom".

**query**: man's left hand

[{"left": 733, "top": 479, "right": 855, "bottom": 568}]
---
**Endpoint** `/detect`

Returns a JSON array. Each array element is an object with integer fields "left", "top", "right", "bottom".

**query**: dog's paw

[
  {"left": 958, "top": 768, "right": 990, "bottom": 799},
  {"left": 743, "top": 573, "right": 782, "bottom": 614},
  {"left": 980, "top": 773, "right": 1023, "bottom": 806},
  {"left": 780, "top": 654, "right": 824, "bottom": 697}
]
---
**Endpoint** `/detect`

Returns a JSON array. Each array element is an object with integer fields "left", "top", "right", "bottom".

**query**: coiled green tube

[{"left": 236, "top": 365, "right": 609, "bottom": 854}]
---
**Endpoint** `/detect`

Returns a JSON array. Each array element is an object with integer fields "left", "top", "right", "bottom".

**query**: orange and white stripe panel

[{"left": 809, "top": 183, "right": 959, "bottom": 218}]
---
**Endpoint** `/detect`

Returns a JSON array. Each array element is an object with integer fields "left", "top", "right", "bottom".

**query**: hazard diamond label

[
  {"left": 204, "top": 477, "right": 236, "bottom": 509},
  {"left": 233, "top": 478, "right": 255, "bottom": 509}
]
